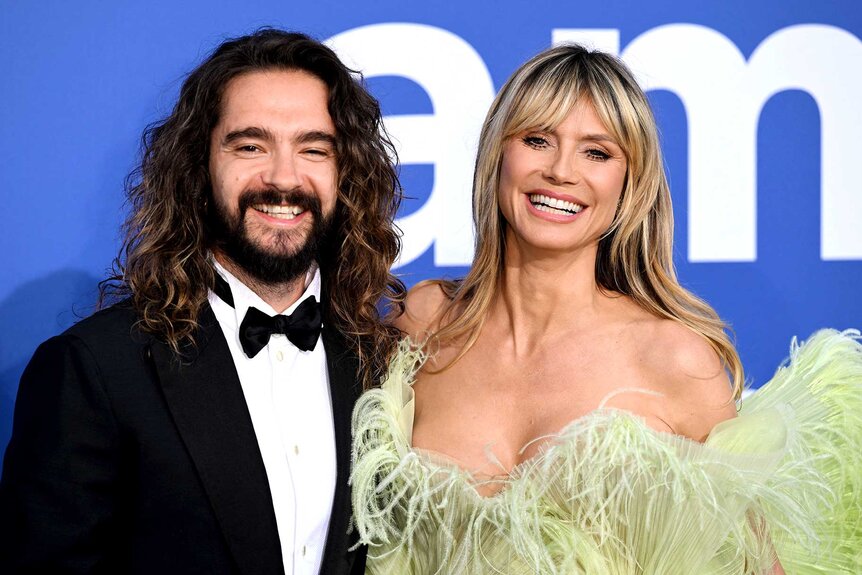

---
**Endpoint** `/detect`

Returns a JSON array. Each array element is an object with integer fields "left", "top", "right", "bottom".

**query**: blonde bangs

[{"left": 502, "top": 66, "right": 583, "bottom": 138}]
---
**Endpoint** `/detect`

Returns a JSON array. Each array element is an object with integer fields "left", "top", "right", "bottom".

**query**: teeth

[
  {"left": 254, "top": 204, "right": 305, "bottom": 220},
  {"left": 529, "top": 194, "right": 584, "bottom": 215}
]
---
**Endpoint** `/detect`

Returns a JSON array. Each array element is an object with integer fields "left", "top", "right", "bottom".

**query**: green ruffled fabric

[{"left": 351, "top": 330, "right": 862, "bottom": 574}]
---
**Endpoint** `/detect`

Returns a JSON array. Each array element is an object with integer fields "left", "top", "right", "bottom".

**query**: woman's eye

[
  {"left": 522, "top": 135, "right": 549, "bottom": 149},
  {"left": 586, "top": 148, "right": 610, "bottom": 161}
]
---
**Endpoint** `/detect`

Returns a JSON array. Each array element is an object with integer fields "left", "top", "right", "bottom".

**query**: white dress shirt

[{"left": 208, "top": 259, "right": 337, "bottom": 575}]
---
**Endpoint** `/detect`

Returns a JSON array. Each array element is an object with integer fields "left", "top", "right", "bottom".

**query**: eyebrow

[
  {"left": 296, "top": 130, "right": 337, "bottom": 147},
  {"left": 581, "top": 133, "right": 619, "bottom": 145},
  {"left": 222, "top": 126, "right": 276, "bottom": 145},
  {"left": 221, "top": 127, "right": 337, "bottom": 148}
]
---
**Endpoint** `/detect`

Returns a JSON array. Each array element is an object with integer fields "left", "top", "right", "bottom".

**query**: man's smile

[{"left": 252, "top": 204, "right": 306, "bottom": 220}]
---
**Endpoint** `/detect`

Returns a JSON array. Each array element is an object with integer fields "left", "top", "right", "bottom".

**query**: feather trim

[{"left": 350, "top": 331, "right": 862, "bottom": 574}]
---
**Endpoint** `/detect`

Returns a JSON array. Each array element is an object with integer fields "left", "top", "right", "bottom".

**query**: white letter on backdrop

[
  {"left": 554, "top": 24, "right": 862, "bottom": 261},
  {"left": 328, "top": 23, "right": 495, "bottom": 267}
]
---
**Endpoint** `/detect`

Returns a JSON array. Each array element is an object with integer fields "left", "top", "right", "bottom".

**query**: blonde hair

[{"left": 425, "top": 44, "right": 744, "bottom": 399}]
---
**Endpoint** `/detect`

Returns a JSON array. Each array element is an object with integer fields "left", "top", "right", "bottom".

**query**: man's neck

[{"left": 212, "top": 252, "right": 308, "bottom": 313}]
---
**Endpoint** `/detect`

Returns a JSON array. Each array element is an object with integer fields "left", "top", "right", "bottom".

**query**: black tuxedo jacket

[{"left": 0, "top": 300, "right": 366, "bottom": 575}]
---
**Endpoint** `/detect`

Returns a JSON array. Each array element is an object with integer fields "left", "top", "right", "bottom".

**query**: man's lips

[{"left": 250, "top": 204, "right": 307, "bottom": 222}]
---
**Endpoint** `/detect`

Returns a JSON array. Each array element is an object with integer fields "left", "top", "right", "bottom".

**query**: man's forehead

[
  {"left": 220, "top": 69, "right": 329, "bottom": 106},
  {"left": 213, "top": 69, "right": 335, "bottom": 136}
]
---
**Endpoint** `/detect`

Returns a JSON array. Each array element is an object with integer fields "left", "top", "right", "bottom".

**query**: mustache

[{"left": 237, "top": 187, "right": 321, "bottom": 214}]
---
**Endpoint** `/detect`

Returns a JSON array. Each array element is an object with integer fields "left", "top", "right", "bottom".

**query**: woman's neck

[{"left": 493, "top": 239, "right": 609, "bottom": 356}]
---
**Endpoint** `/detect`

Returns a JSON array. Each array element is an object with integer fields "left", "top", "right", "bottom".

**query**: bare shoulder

[
  {"left": 393, "top": 280, "right": 453, "bottom": 341},
  {"left": 643, "top": 319, "right": 737, "bottom": 441}
]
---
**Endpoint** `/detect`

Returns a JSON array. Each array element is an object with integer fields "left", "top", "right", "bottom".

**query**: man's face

[{"left": 208, "top": 69, "right": 338, "bottom": 284}]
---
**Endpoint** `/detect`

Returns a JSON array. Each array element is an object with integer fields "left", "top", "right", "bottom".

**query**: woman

[{"left": 351, "top": 45, "right": 861, "bottom": 574}]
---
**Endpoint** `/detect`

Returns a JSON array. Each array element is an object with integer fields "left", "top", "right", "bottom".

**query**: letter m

[{"left": 555, "top": 24, "right": 862, "bottom": 261}]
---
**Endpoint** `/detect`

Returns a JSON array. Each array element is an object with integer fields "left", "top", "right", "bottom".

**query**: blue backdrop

[{"left": 2, "top": 1, "right": 861, "bottom": 462}]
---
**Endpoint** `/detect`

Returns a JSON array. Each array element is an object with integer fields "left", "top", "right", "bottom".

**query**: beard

[{"left": 209, "top": 187, "right": 333, "bottom": 285}]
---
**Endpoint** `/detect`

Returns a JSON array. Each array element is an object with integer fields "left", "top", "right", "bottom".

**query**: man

[{"left": 0, "top": 29, "right": 404, "bottom": 575}]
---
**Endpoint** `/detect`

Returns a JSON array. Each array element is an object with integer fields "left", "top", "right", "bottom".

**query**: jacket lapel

[
  {"left": 150, "top": 304, "right": 284, "bottom": 575},
  {"left": 320, "top": 324, "right": 363, "bottom": 574}
]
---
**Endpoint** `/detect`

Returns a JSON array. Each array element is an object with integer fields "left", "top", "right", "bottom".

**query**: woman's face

[{"left": 497, "top": 99, "right": 627, "bottom": 256}]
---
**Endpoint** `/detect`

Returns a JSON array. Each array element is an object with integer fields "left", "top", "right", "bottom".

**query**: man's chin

[
  {"left": 228, "top": 254, "right": 314, "bottom": 286},
  {"left": 218, "top": 234, "right": 317, "bottom": 285},
  {"left": 248, "top": 243, "right": 309, "bottom": 262},
  {"left": 249, "top": 228, "right": 313, "bottom": 253},
  {"left": 211, "top": 207, "right": 330, "bottom": 285}
]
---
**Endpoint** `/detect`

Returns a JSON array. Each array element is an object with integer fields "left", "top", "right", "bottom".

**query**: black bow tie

[
  {"left": 212, "top": 272, "right": 322, "bottom": 357},
  {"left": 239, "top": 297, "right": 322, "bottom": 357}
]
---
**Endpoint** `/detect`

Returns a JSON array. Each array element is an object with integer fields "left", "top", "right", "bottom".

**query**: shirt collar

[{"left": 210, "top": 257, "right": 321, "bottom": 331}]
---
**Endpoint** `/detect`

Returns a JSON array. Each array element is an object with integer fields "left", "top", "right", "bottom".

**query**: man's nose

[{"left": 262, "top": 150, "right": 302, "bottom": 190}]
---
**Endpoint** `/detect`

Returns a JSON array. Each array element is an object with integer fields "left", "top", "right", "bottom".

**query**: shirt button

[
  {"left": 276, "top": 350, "right": 284, "bottom": 361},
  {"left": 294, "top": 445, "right": 300, "bottom": 455},
  {"left": 302, "top": 545, "right": 307, "bottom": 557}
]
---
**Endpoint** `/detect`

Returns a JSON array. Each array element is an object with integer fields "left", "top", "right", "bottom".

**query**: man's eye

[
  {"left": 304, "top": 148, "right": 332, "bottom": 158},
  {"left": 237, "top": 144, "right": 261, "bottom": 153},
  {"left": 522, "top": 136, "right": 549, "bottom": 149}
]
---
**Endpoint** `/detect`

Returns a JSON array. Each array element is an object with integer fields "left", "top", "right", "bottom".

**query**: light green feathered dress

[{"left": 350, "top": 329, "right": 862, "bottom": 574}]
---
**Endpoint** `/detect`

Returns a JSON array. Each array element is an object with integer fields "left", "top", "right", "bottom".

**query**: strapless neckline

[
  {"left": 381, "top": 342, "right": 786, "bottom": 501},
  {"left": 351, "top": 331, "right": 862, "bottom": 574}
]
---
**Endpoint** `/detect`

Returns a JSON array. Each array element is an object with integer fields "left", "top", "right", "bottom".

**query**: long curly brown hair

[{"left": 102, "top": 29, "right": 405, "bottom": 389}]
